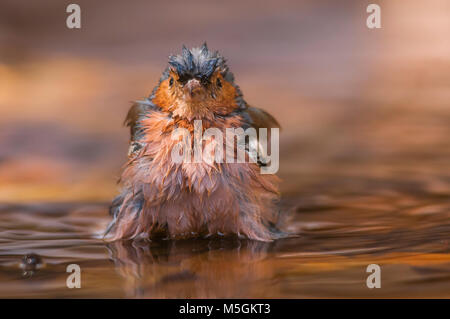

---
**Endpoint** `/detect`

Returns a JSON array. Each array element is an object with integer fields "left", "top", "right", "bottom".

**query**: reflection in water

[
  {"left": 0, "top": 0, "right": 449, "bottom": 299},
  {"left": 106, "top": 239, "right": 274, "bottom": 298},
  {"left": 19, "top": 253, "right": 44, "bottom": 278},
  {"left": 0, "top": 195, "right": 449, "bottom": 298}
]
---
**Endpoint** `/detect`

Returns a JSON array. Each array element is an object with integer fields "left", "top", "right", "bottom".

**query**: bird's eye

[
  {"left": 169, "top": 77, "right": 174, "bottom": 86},
  {"left": 216, "top": 78, "right": 222, "bottom": 88}
]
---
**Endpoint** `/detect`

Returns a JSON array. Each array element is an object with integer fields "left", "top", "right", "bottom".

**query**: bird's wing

[
  {"left": 246, "top": 106, "right": 280, "bottom": 130},
  {"left": 244, "top": 106, "right": 280, "bottom": 167}
]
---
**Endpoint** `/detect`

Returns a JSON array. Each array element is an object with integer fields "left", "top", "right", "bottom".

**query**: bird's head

[{"left": 151, "top": 43, "right": 242, "bottom": 120}]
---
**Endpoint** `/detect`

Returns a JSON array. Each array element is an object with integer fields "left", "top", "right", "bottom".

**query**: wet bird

[
  {"left": 105, "top": 43, "right": 284, "bottom": 242},
  {"left": 20, "top": 253, "right": 44, "bottom": 277}
]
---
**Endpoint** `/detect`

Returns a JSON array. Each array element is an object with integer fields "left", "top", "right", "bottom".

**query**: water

[
  {"left": 0, "top": 0, "right": 449, "bottom": 299},
  {"left": 1, "top": 188, "right": 449, "bottom": 298}
]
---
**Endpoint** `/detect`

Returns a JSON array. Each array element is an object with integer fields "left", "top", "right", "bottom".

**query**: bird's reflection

[{"left": 106, "top": 238, "right": 276, "bottom": 298}]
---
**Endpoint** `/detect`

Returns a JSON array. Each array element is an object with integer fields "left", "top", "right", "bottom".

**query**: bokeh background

[{"left": 0, "top": 0, "right": 449, "bottom": 202}]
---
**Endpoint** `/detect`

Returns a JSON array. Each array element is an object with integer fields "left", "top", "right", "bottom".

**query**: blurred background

[
  {"left": 0, "top": 0, "right": 450, "bottom": 298},
  {"left": 0, "top": 0, "right": 449, "bottom": 202}
]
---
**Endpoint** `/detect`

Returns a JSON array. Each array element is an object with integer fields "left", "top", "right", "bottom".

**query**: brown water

[
  {"left": 1, "top": 188, "right": 449, "bottom": 298},
  {"left": 1, "top": 0, "right": 449, "bottom": 298}
]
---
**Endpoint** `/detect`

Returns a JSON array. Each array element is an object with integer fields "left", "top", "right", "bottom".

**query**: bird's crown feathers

[{"left": 167, "top": 43, "right": 229, "bottom": 84}]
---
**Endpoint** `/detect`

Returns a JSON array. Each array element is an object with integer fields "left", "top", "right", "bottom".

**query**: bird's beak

[{"left": 184, "top": 79, "right": 203, "bottom": 98}]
